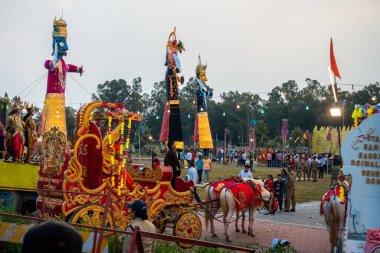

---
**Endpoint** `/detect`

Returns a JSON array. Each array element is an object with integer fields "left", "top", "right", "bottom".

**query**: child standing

[
  {"left": 202, "top": 155, "right": 212, "bottom": 183},
  {"left": 274, "top": 174, "right": 285, "bottom": 211},
  {"left": 187, "top": 160, "right": 197, "bottom": 186},
  {"left": 265, "top": 174, "right": 274, "bottom": 193}
]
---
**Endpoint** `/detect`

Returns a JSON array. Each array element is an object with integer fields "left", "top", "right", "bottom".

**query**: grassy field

[{"left": 185, "top": 163, "right": 330, "bottom": 203}]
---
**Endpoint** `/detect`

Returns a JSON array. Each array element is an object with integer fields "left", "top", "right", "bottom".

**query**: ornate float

[{"left": 37, "top": 101, "right": 201, "bottom": 247}]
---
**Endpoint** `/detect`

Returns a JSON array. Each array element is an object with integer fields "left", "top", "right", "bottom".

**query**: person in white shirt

[
  {"left": 241, "top": 151, "right": 247, "bottom": 164},
  {"left": 186, "top": 160, "right": 201, "bottom": 202},
  {"left": 185, "top": 148, "right": 192, "bottom": 167},
  {"left": 239, "top": 162, "right": 253, "bottom": 179},
  {"left": 187, "top": 161, "right": 197, "bottom": 185}
]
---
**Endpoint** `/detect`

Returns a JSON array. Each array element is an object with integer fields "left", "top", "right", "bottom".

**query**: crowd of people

[
  {"left": 164, "top": 144, "right": 343, "bottom": 214},
  {"left": 263, "top": 151, "right": 343, "bottom": 183}
]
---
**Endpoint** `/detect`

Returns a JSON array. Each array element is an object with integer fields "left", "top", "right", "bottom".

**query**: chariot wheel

[
  {"left": 172, "top": 211, "right": 202, "bottom": 249},
  {"left": 69, "top": 204, "right": 113, "bottom": 229}
]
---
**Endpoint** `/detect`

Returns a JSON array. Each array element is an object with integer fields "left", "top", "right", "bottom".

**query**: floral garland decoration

[
  {"left": 351, "top": 103, "right": 379, "bottom": 127},
  {"left": 117, "top": 119, "right": 125, "bottom": 196}
]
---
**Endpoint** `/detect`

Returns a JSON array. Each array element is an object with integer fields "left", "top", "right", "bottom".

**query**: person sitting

[
  {"left": 152, "top": 153, "right": 160, "bottom": 170},
  {"left": 123, "top": 200, "right": 157, "bottom": 253},
  {"left": 239, "top": 162, "right": 253, "bottom": 179},
  {"left": 164, "top": 141, "right": 181, "bottom": 188},
  {"left": 22, "top": 221, "right": 83, "bottom": 253}
]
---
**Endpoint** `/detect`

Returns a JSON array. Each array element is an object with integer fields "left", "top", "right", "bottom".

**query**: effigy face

[
  {"left": 9, "top": 112, "right": 23, "bottom": 133},
  {"left": 41, "top": 127, "right": 67, "bottom": 176},
  {"left": 199, "top": 70, "right": 208, "bottom": 84},
  {"left": 198, "top": 67, "right": 208, "bottom": 84},
  {"left": 54, "top": 37, "right": 68, "bottom": 58}
]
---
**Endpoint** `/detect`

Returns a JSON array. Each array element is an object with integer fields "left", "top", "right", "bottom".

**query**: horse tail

[
  {"left": 329, "top": 201, "right": 338, "bottom": 252},
  {"left": 219, "top": 189, "right": 228, "bottom": 219},
  {"left": 204, "top": 186, "right": 211, "bottom": 231}
]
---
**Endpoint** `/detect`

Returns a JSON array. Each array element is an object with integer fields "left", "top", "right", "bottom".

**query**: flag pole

[{"left": 328, "top": 66, "right": 338, "bottom": 103}]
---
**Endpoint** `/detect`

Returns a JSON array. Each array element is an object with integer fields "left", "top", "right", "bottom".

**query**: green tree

[
  {"left": 144, "top": 81, "right": 166, "bottom": 140},
  {"left": 290, "top": 126, "right": 304, "bottom": 149},
  {"left": 92, "top": 78, "right": 148, "bottom": 113},
  {"left": 65, "top": 106, "right": 76, "bottom": 139}
]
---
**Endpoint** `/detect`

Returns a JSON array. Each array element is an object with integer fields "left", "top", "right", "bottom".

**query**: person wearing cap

[
  {"left": 301, "top": 157, "right": 309, "bottom": 181},
  {"left": 330, "top": 157, "right": 341, "bottom": 186},
  {"left": 123, "top": 200, "right": 157, "bottom": 253},
  {"left": 239, "top": 161, "right": 253, "bottom": 179},
  {"left": 284, "top": 166, "right": 296, "bottom": 212},
  {"left": 296, "top": 158, "right": 303, "bottom": 181},
  {"left": 310, "top": 156, "right": 319, "bottom": 182}
]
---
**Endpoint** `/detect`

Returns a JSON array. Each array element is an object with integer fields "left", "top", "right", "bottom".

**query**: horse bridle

[{"left": 246, "top": 182, "right": 273, "bottom": 212}]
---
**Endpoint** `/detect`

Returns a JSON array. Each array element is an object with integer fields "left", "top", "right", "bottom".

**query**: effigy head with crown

[{"left": 52, "top": 17, "right": 68, "bottom": 59}]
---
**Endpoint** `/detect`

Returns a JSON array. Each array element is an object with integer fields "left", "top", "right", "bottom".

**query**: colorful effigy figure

[
  {"left": 7, "top": 97, "right": 24, "bottom": 162},
  {"left": 193, "top": 56, "right": 213, "bottom": 152},
  {"left": 23, "top": 102, "right": 37, "bottom": 162},
  {"left": 159, "top": 27, "right": 185, "bottom": 150},
  {"left": 36, "top": 16, "right": 83, "bottom": 217},
  {"left": 39, "top": 16, "right": 83, "bottom": 135}
]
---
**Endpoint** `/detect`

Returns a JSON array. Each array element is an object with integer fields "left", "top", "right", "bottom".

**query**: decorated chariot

[{"left": 37, "top": 100, "right": 202, "bottom": 247}]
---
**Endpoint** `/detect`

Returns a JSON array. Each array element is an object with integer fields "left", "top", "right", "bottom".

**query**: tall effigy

[
  {"left": 193, "top": 56, "right": 213, "bottom": 152},
  {"left": 159, "top": 28, "right": 185, "bottom": 149},
  {"left": 39, "top": 16, "right": 83, "bottom": 135},
  {"left": 37, "top": 17, "right": 83, "bottom": 216}
]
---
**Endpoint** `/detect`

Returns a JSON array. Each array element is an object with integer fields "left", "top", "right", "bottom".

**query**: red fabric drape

[{"left": 159, "top": 103, "right": 170, "bottom": 143}]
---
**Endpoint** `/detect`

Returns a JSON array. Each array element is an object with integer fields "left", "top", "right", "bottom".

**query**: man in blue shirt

[
  {"left": 239, "top": 162, "right": 253, "bottom": 179},
  {"left": 195, "top": 155, "right": 203, "bottom": 184},
  {"left": 318, "top": 155, "right": 326, "bottom": 179}
]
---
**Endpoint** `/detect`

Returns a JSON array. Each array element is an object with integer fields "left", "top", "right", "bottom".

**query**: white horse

[
  {"left": 321, "top": 181, "right": 349, "bottom": 253},
  {"left": 204, "top": 178, "right": 265, "bottom": 237},
  {"left": 219, "top": 182, "right": 272, "bottom": 242}
]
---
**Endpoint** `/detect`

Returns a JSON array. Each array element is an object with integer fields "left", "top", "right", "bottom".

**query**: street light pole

[
  {"left": 342, "top": 100, "right": 346, "bottom": 128},
  {"left": 330, "top": 106, "right": 342, "bottom": 158}
]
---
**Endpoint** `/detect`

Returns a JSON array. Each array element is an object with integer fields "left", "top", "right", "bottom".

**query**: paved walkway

[
  {"left": 255, "top": 201, "right": 326, "bottom": 228},
  {"left": 201, "top": 201, "right": 330, "bottom": 253}
]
